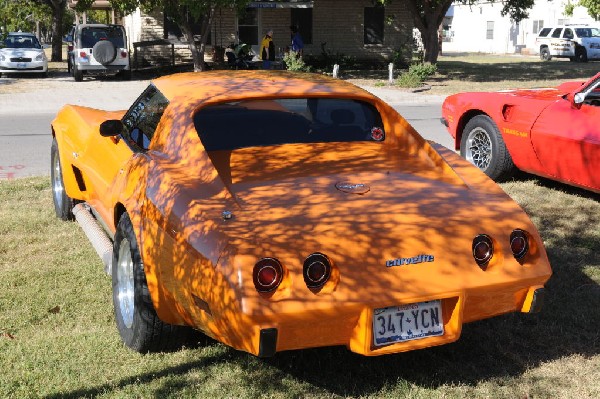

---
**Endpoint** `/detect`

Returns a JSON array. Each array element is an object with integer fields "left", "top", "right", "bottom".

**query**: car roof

[
  {"left": 8, "top": 32, "right": 35, "bottom": 36},
  {"left": 151, "top": 71, "right": 376, "bottom": 106},
  {"left": 75, "top": 24, "right": 124, "bottom": 30}
]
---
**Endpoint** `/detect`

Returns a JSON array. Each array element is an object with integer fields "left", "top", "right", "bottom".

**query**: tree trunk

[
  {"left": 49, "top": 0, "right": 66, "bottom": 62},
  {"left": 406, "top": 0, "right": 452, "bottom": 63},
  {"left": 180, "top": 18, "right": 203, "bottom": 72}
]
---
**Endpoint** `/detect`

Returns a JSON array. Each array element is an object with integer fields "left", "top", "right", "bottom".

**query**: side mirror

[
  {"left": 100, "top": 119, "right": 124, "bottom": 137},
  {"left": 573, "top": 92, "right": 586, "bottom": 104}
]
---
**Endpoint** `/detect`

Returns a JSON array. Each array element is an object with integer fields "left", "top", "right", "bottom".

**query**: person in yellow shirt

[{"left": 260, "top": 30, "right": 275, "bottom": 69}]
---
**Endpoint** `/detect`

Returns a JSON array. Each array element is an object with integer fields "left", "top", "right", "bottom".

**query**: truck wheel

[
  {"left": 73, "top": 64, "right": 83, "bottom": 82},
  {"left": 461, "top": 115, "right": 515, "bottom": 181},
  {"left": 50, "top": 138, "right": 74, "bottom": 221},
  {"left": 112, "top": 212, "right": 200, "bottom": 353},
  {"left": 540, "top": 47, "right": 551, "bottom": 61},
  {"left": 575, "top": 47, "right": 588, "bottom": 62}
]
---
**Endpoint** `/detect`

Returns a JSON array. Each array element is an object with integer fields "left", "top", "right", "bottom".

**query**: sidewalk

[{"left": 0, "top": 74, "right": 445, "bottom": 116}]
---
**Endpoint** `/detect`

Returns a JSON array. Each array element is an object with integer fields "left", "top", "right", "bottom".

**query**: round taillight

[
  {"left": 253, "top": 258, "right": 283, "bottom": 293},
  {"left": 510, "top": 229, "right": 529, "bottom": 260},
  {"left": 303, "top": 253, "right": 332, "bottom": 289},
  {"left": 79, "top": 51, "right": 87, "bottom": 58},
  {"left": 121, "top": 50, "right": 128, "bottom": 58},
  {"left": 472, "top": 234, "right": 493, "bottom": 267}
]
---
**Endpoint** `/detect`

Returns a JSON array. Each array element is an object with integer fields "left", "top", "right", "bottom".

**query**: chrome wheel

[
  {"left": 116, "top": 238, "right": 135, "bottom": 329},
  {"left": 465, "top": 127, "right": 492, "bottom": 170},
  {"left": 52, "top": 151, "right": 65, "bottom": 209}
]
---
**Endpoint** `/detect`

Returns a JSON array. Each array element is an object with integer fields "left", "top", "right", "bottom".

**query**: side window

[
  {"left": 563, "top": 28, "right": 574, "bottom": 39},
  {"left": 551, "top": 28, "right": 563, "bottom": 38},
  {"left": 122, "top": 85, "right": 169, "bottom": 150},
  {"left": 538, "top": 27, "right": 551, "bottom": 37}
]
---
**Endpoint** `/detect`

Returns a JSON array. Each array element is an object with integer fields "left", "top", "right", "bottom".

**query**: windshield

[
  {"left": 4, "top": 35, "right": 42, "bottom": 49},
  {"left": 194, "top": 98, "right": 386, "bottom": 151},
  {"left": 80, "top": 26, "right": 125, "bottom": 48},
  {"left": 575, "top": 28, "right": 600, "bottom": 38}
]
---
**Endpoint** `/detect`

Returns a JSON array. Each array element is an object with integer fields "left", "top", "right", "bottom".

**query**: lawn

[
  {"left": 1, "top": 175, "right": 598, "bottom": 398},
  {"left": 1, "top": 54, "right": 599, "bottom": 398}
]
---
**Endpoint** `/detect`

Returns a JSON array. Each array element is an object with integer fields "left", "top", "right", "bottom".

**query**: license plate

[
  {"left": 17, "top": 63, "right": 26, "bottom": 69},
  {"left": 373, "top": 300, "right": 444, "bottom": 346}
]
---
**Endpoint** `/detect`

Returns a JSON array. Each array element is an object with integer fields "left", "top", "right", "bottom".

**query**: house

[
  {"left": 100, "top": 0, "right": 415, "bottom": 67},
  {"left": 442, "top": 1, "right": 597, "bottom": 55}
]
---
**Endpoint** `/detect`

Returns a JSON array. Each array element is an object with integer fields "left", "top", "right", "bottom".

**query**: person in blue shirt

[{"left": 290, "top": 25, "right": 304, "bottom": 57}]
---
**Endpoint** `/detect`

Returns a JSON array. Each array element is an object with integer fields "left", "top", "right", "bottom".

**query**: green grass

[{"left": 1, "top": 176, "right": 598, "bottom": 398}]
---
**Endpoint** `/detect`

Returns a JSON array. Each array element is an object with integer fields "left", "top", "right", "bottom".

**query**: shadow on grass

[
  {"left": 435, "top": 60, "right": 597, "bottom": 83},
  {"left": 46, "top": 172, "right": 598, "bottom": 397}
]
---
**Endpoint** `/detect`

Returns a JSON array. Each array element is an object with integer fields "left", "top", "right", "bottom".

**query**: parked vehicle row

[{"left": 1, "top": 23, "right": 131, "bottom": 81}]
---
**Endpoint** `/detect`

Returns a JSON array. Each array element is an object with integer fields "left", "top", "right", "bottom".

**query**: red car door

[{"left": 530, "top": 95, "right": 600, "bottom": 191}]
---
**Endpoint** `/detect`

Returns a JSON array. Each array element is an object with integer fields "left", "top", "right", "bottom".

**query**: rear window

[
  {"left": 4, "top": 35, "right": 41, "bottom": 49},
  {"left": 575, "top": 27, "right": 600, "bottom": 38},
  {"left": 80, "top": 26, "right": 125, "bottom": 48},
  {"left": 194, "top": 98, "right": 386, "bottom": 151},
  {"left": 538, "top": 28, "right": 552, "bottom": 37}
]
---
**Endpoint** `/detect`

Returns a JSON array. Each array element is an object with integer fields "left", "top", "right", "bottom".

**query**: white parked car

[
  {"left": 0, "top": 32, "right": 48, "bottom": 77},
  {"left": 535, "top": 25, "right": 600, "bottom": 62}
]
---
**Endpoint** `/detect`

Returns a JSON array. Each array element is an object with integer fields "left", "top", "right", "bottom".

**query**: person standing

[
  {"left": 290, "top": 25, "right": 304, "bottom": 57},
  {"left": 260, "top": 30, "right": 275, "bottom": 69}
]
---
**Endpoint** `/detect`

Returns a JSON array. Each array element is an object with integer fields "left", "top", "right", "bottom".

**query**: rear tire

[
  {"left": 575, "top": 47, "right": 588, "bottom": 62},
  {"left": 51, "top": 138, "right": 74, "bottom": 221},
  {"left": 461, "top": 115, "right": 515, "bottom": 181},
  {"left": 73, "top": 64, "right": 83, "bottom": 82},
  {"left": 112, "top": 212, "right": 200, "bottom": 353}
]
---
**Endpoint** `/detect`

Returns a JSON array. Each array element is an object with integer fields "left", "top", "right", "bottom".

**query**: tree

[
  {"left": 404, "top": 0, "right": 535, "bottom": 63},
  {"left": 30, "top": 0, "right": 68, "bottom": 62},
  {"left": 565, "top": 0, "right": 600, "bottom": 21},
  {"left": 111, "top": 0, "right": 249, "bottom": 71}
]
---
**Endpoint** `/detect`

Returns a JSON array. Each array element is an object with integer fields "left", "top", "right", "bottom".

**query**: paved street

[{"left": 0, "top": 76, "right": 449, "bottom": 180}]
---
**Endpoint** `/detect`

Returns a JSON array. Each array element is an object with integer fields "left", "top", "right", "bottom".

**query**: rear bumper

[{"left": 196, "top": 283, "right": 547, "bottom": 357}]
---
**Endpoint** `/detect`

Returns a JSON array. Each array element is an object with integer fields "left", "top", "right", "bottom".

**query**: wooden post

[{"left": 388, "top": 63, "right": 394, "bottom": 84}]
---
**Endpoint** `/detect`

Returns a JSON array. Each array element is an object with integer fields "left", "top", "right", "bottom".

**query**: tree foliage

[{"left": 565, "top": 0, "right": 600, "bottom": 21}]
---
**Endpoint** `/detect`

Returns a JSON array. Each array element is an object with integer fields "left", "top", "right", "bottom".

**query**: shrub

[
  {"left": 394, "top": 62, "right": 437, "bottom": 88},
  {"left": 407, "top": 62, "right": 437, "bottom": 80},
  {"left": 283, "top": 52, "right": 310, "bottom": 72}
]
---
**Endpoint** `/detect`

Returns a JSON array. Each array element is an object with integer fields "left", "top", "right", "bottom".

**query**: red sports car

[{"left": 441, "top": 73, "right": 600, "bottom": 193}]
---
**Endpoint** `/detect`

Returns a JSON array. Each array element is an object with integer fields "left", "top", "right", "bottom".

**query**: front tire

[
  {"left": 51, "top": 138, "right": 74, "bottom": 221},
  {"left": 540, "top": 47, "right": 551, "bottom": 61},
  {"left": 461, "top": 115, "right": 515, "bottom": 181},
  {"left": 112, "top": 212, "right": 199, "bottom": 353}
]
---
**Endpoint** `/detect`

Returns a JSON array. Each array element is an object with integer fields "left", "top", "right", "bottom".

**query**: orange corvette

[{"left": 50, "top": 71, "right": 551, "bottom": 357}]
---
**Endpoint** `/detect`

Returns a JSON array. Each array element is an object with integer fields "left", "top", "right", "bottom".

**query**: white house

[{"left": 443, "top": 1, "right": 598, "bottom": 54}]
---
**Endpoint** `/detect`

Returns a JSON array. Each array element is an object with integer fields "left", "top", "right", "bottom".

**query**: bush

[
  {"left": 283, "top": 52, "right": 310, "bottom": 72},
  {"left": 407, "top": 62, "right": 437, "bottom": 80},
  {"left": 394, "top": 62, "right": 437, "bottom": 88},
  {"left": 395, "top": 72, "right": 423, "bottom": 88}
]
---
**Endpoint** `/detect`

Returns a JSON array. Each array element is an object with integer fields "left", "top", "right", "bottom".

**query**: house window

[
  {"left": 238, "top": 8, "right": 259, "bottom": 45},
  {"left": 291, "top": 8, "right": 312, "bottom": 45},
  {"left": 486, "top": 21, "right": 494, "bottom": 40},
  {"left": 163, "top": 14, "right": 211, "bottom": 44},
  {"left": 364, "top": 7, "right": 384, "bottom": 45},
  {"left": 532, "top": 20, "right": 544, "bottom": 34},
  {"left": 557, "top": 19, "right": 567, "bottom": 25}
]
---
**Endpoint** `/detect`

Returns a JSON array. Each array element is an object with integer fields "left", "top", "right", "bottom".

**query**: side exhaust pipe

[{"left": 73, "top": 203, "right": 113, "bottom": 275}]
